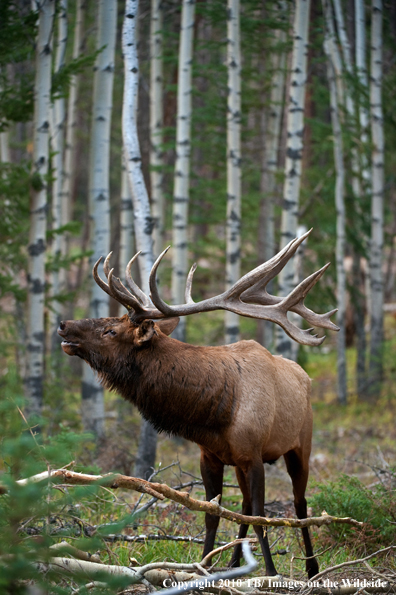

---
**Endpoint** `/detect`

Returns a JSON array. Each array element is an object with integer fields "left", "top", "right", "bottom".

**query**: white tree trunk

[
  {"left": 355, "top": 0, "right": 370, "bottom": 185},
  {"left": 355, "top": 0, "right": 368, "bottom": 86},
  {"left": 333, "top": 0, "right": 368, "bottom": 398},
  {"left": 276, "top": 0, "right": 311, "bottom": 359},
  {"left": 123, "top": 0, "right": 155, "bottom": 291},
  {"left": 323, "top": 0, "right": 347, "bottom": 404},
  {"left": 0, "top": 129, "right": 10, "bottom": 162},
  {"left": 225, "top": 0, "right": 241, "bottom": 345},
  {"left": 171, "top": 0, "right": 195, "bottom": 343},
  {"left": 63, "top": 0, "right": 85, "bottom": 254},
  {"left": 150, "top": 0, "right": 165, "bottom": 256},
  {"left": 368, "top": 0, "right": 384, "bottom": 394},
  {"left": 25, "top": 0, "right": 55, "bottom": 419},
  {"left": 49, "top": 0, "right": 67, "bottom": 345},
  {"left": 258, "top": 6, "right": 287, "bottom": 349},
  {"left": 123, "top": 0, "right": 157, "bottom": 479},
  {"left": 119, "top": 153, "right": 134, "bottom": 317},
  {"left": 261, "top": 27, "right": 287, "bottom": 261},
  {"left": 332, "top": 0, "right": 353, "bottom": 70},
  {"left": 120, "top": 2, "right": 138, "bottom": 310},
  {"left": 82, "top": 0, "right": 117, "bottom": 438}
]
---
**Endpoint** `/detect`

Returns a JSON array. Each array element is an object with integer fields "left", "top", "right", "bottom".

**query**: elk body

[{"left": 58, "top": 231, "right": 338, "bottom": 578}]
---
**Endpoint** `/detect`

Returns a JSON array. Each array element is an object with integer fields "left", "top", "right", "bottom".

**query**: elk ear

[
  {"left": 136, "top": 320, "right": 156, "bottom": 344},
  {"left": 156, "top": 317, "right": 180, "bottom": 336}
]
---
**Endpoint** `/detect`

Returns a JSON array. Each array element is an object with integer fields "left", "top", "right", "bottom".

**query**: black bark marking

[{"left": 28, "top": 239, "right": 46, "bottom": 257}]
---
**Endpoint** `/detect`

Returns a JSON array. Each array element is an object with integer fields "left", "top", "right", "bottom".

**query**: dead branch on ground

[
  {"left": 3, "top": 468, "right": 364, "bottom": 530},
  {"left": 310, "top": 545, "right": 396, "bottom": 582}
]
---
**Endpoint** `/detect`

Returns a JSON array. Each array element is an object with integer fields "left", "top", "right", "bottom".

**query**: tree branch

[
  {"left": 4, "top": 468, "right": 363, "bottom": 530},
  {"left": 311, "top": 545, "right": 396, "bottom": 581}
]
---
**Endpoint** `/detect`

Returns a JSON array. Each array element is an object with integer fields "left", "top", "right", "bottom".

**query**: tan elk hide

[{"left": 58, "top": 229, "right": 338, "bottom": 578}]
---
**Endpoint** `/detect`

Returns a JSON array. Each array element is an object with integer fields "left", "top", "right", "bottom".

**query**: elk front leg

[
  {"left": 246, "top": 461, "right": 278, "bottom": 577},
  {"left": 200, "top": 449, "right": 224, "bottom": 560}
]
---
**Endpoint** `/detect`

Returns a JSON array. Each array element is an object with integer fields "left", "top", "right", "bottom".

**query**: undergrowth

[{"left": 309, "top": 474, "right": 396, "bottom": 553}]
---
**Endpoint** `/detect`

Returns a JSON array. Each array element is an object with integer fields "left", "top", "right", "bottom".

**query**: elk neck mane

[{"left": 94, "top": 332, "right": 240, "bottom": 444}]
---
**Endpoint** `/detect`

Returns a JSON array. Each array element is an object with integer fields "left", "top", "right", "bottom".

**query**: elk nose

[{"left": 58, "top": 321, "right": 67, "bottom": 335}]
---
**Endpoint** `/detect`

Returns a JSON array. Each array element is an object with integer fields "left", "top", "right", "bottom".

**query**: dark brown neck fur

[{"left": 95, "top": 335, "right": 238, "bottom": 444}]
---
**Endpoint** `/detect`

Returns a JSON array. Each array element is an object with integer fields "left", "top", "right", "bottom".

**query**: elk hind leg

[
  {"left": 284, "top": 449, "right": 319, "bottom": 578},
  {"left": 229, "top": 466, "right": 252, "bottom": 567},
  {"left": 246, "top": 460, "right": 278, "bottom": 577},
  {"left": 200, "top": 449, "right": 224, "bottom": 560}
]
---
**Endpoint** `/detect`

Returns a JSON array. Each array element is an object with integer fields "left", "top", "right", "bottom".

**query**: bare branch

[
  {"left": 160, "top": 542, "right": 258, "bottom": 595},
  {"left": 5, "top": 468, "right": 363, "bottom": 530},
  {"left": 35, "top": 557, "right": 141, "bottom": 584},
  {"left": 310, "top": 545, "right": 396, "bottom": 581},
  {"left": 49, "top": 541, "right": 101, "bottom": 564},
  {"left": 200, "top": 538, "right": 258, "bottom": 567}
]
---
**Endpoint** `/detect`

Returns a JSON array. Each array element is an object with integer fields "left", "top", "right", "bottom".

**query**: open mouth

[{"left": 61, "top": 340, "right": 80, "bottom": 355}]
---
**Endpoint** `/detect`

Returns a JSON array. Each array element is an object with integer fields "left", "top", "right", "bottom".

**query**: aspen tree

[
  {"left": 257, "top": 3, "right": 287, "bottom": 349},
  {"left": 276, "top": 0, "right": 311, "bottom": 359},
  {"left": 355, "top": 0, "right": 370, "bottom": 150},
  {"left": 368, "top": 0, "right": 384, "bottom": 395},
  {"left": 150, "top": 0, "right": 165, "bottom": 256},
  {"left": 82, "top": 0, "right": 117, "bottom": 438},
  {"left": 122, "top": 0, "right": 157, "bottom": 478},
  {"left": 171, "top": 0, "right": 195, "bottom": 343},
  {"left": 49, "top": 0, "right": 67, "bottom": 345},
  {"left": 119, "top": 156, "right": 134, "bottom": 316},
  {"left": 225, "top": 0, "right": 241, "bottom": 345},
  {"left": 333, "top": 0, "right": 368, "bottom": 398},
  {"left": 120, "top": 0, "right": 140, "bottom": 288},
  {"left": 63, "top": 0, "right": 85, "bottom": 259},
  {"left": 0, "top": 129, "right": 9, "bottom": 163},
  {"left": 323, "top": 0, "right": 347, "bottom": 404},
  {"left": 25, "top": 0, "right": 55, "bottom": 419}
]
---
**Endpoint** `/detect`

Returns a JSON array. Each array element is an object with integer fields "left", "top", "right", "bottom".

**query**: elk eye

[{"left": 103, "top": 329, "right": 117, "bottom": 337}]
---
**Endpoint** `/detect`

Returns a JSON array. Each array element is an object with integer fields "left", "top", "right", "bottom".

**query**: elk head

[{"left": 59, "top": 314, "right": 179, "bottom": 369}]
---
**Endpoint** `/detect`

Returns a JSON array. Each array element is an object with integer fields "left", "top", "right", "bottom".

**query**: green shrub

[
  {"left": 309, "top": 474, "right": 396, "bottom": 551},
  {"left": 0, "top": 394, "right": 129, "bottom": 594}
]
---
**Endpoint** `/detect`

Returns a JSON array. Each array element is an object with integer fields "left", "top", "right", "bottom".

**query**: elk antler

[
  {"left": 92, "top": 253, "right": 164, "bottom": 320},
  {"left": 92, "top": 229, "right": 339, "bottom": 346}
]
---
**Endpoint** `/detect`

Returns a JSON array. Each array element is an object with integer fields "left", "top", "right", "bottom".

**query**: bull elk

[{"left": 58, "top": 229, "right": 338, "bottom": 578}]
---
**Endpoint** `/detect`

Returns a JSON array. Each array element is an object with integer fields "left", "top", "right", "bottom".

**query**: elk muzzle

[{"left": 58, "top": 320, "right": 83, "bottom": 356}]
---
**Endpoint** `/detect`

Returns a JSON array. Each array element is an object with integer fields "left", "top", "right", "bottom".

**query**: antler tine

[
  {"left": 219, "top": 297, "right": 329, "bottom": 346},
  {"left": 108, "top": 268, "right": 146, "bottom": 313},
  {"left": 100, "top": 252, "right": 145, "bottom": 312},
  {"left": 141, "top": 234, "right": 338, "bottom": 345},
  {"left": 93, "top": 254, "right": 149, "bottom": 314},
  {"left": 226, "top": 230, "right": 312, "bottom": 301},
  {"left": 103, "top": 252, "right": 113, "bottom": 278},
  {"left": 93, "top": 256, "right": 115, "bottom": 300},
  {"left": 279, "top": 263, "right": 340, "bottom": 331},
  {"left": 149, "top": 246, "right": 175, "bottom": 317},
  {"left": 241, "top": 262, "right": 339, "bottom": 332},
  {"left": 125, "top": 251, "right": 151, "bottom": 308},
  {"left": 185, "top": 263, "right": 197, "bottom": 304}
]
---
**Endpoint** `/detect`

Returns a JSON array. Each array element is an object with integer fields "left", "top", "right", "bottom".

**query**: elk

[{"left": 58, "top": 230, "right": 338, "bottom": 578}]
